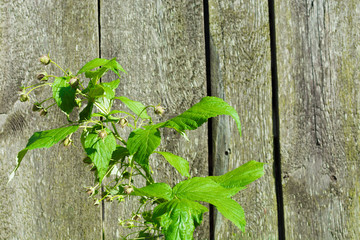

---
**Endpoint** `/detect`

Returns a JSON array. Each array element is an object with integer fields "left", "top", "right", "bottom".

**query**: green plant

[{"left": 10, "top": 55, "right": 265, "bottom": 239}]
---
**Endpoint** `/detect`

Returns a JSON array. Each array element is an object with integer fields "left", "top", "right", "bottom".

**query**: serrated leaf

[
  {"left": 208, "top": 160, "right": 265, "bottom": 189},
  {"left": 153, "top": 199, "right": 208, "bottom": 240},
  {"left": 133, "top": 183, "right": 172, "bottom": 200},
  {"left": 212, "top": 198, "right": 246, "bottom": 232},
  {"left": 9, "top": 125, "right": 79, "bottom": 182},
  {"left": 173, "top": 177, "right": 247, "bottom": 232},
  {"left": 52, "top": 77, "right": 77, "bottom": 114},
  {"left": 155, "top": 151, "right": 190, "bottom": 178},
  {"left": 127, "top": 127, "right": 161, "bottom": 168},
  {"left": 82, "top": 127, "right": 116, "bottom": 182},
  {"left": 79, "top": 102, "right": 94, "bottom": 121},
  {"left": 173, "top": 177, "right": 236, "bottom": 201},
  {"left": 115, "top": 96, "right": 150, "bottom": 119},
  {"left": 155, "top": 96, "right": 241, "bottom": 136}
]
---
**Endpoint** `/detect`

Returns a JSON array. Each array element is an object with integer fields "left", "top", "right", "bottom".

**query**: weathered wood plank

[
  {"left": 0, "top": 1, "right": 101, "bottom": 239},
  {"left": 208, "top": 0, "right": 278, "bottom": 239},
  {"left": 276, "top": 0, "right": 360, "bottom": 239},
  {"left": 100, "top": 0, "right": 208, "bottom": 239}
]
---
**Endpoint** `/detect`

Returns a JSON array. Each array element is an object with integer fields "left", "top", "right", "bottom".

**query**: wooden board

[
  {"left": 0, "top": 1, "right": 101, "bottom": 239},
  {"left": 208, "top": 0, "right": 278, "bottom": 239},
  {"left": 276, "top": 0, "right": 360, "bottom": 239},
  {"left": 100, "top": 1, "right": 208, "bottom": 239}
]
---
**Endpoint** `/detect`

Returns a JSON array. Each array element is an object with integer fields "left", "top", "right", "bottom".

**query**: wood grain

[
  {"left": 276, "top": 0, "right": 360, "bottom": 239},
  {"left": 100, "top": 0, "right": 208, "bottom": 239},
  {"left": 208, "top": 0, "right": 278, "bottom": 239},
  {"left": 0, "top": 0, "right": 101, "bottom": 239}
]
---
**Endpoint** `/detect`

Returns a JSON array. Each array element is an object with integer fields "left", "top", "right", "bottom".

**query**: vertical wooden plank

[
  {"left": 0, "top": 0, "right": 101, "bottom": 239},
  {"left": 208, "top": 0, "right": 278, "bottom": 239},
  {"left": 277, "top": 0, "right": 360, "bottom": 239},
  {"left": 100, "top": 0, "right": 208, "bottom": 239}
]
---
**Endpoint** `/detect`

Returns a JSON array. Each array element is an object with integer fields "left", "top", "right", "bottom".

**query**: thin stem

[
  {"left": 111, "top": 122, "right": 127, "bottom": 145},
  {"left": 45, "top": 102, "right": 56, "bottom": 110},
  {"left": 134, "top": 106, "right": 154, "bottom": 128},
  {"left": 50, "top": 60, "right": 68, "bottom": 76},
  {"left": 39, "top": 96, "right": 53, "bottom": 104},
  {"left": 26, "top": 83, "right": 51, "bottom": 95}
]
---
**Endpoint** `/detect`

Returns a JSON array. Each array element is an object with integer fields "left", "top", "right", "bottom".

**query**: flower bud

[
  {"left": 86, "top": 188, "right": 94, "bottom": 196},
  {"left": 124, "top": 185, "right": 134, "bottom": 195},
  {"left": 63, "top": 136, "right": 72, "bottom": 147},
  {"left": 75, "top": 98, "right": 82, "bottom": 108},
  {"left": 39, "top": 55, "right": 50, "bottom": 65},
  {"left": 118, "top": 118, "right": 128, "bottom": 128},
  {"left": 132, "top": 214, "right": 141, "bottom": 221},
  {"left": 69, "top": 77, "right": 79, "bottom": 89},
  {"left": 20, "top": 94, "right": 29, "bottom": 102},
  {"left": 98, "top": 129, "right": 107, "bottom": 139},
  {"left": 154, "top": 105, "right": 165, "bottom": 116},
  {"left": 32, "top": 102, "right": 42, "bottom": 112},
  {"left": 37, "top": 71, "right": 48, "bottom": 81},
  {"left": 39, "top": 108, "right": 48, "bottom": 116}
]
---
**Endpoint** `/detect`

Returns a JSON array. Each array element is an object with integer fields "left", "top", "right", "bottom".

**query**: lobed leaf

[
  {"left": 153, "top": 199, "right": 208, "bottom": 240},
  {"left": 52, "top": 77, "right": 77, "bottom": 115},
  {"left": 9, "top": 125, "right": 79, "bottom": 182},
  {"left": 155, "top": 151, "right": 190, "bottom": 178}
]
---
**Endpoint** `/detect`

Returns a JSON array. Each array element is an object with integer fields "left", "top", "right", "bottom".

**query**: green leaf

[
  {"left": 156, "top": 96, "right": 241, "bottom": 136},
  {"left": 211, "top": 198, "right": 246, "bottom": 232},
  {"left": 153, "top": 199, "right": 208, "bottom": 240},
  {"left": 155, "top": 151, "right": 190, "bottom": 178},
  {"left": 52, "top": 77, "right": 77, "bottom": 114},
  {"left": 77, "top": 58, "right": 109, "bottom": 76},
  {"left": 173, "top": 177, "right": 236, "bottom": 201},
  {"left": 127, "top": 127, "right": 161, "bottom": 168},
  {"left": 111, "top": 145, "right": 129, "bottom": 162},
  {"left": 87, "top": 84, "right": 105, "bottom": 99},
  {"left": 208, "top": 160, "right": 265, "bottom": 189},
  {"left": 77, "top": 58, "right": 126, "bottom": 80},
  {"left": 173, "top": 177, "right": 247, "bottom": 232},
  {"left": 133, "top": 183, "right": 172, "bottom": 200},
  {"left": 79, "top": 102, "right": 94, "bottom": 121},
  {"left": 82, "top": 127, "right": 117, "bottom": 182},
  {"left": 115, "top": 96, "right": 150, "bottom": 119},
  {"left": 9, "top": 125, "right": 79, "bottom": 182}
]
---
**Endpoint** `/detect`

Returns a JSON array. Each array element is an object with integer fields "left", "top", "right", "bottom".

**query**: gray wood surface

[
  {"left": 0, "top": 0, "right": 101, "bottom": 239},
  {"left": 276, "top": 0, "right": 360, "bottom": 239},
  {"left": 208, "top": 0, "right": 278, "bottom": 239},
  {"left": 100, "top": 1, "right": 208, "bottom": 239}
]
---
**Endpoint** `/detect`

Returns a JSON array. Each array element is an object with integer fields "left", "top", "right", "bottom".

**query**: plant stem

[{"left": 50, "top": 60, "right": 68, "bottom": 76}]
